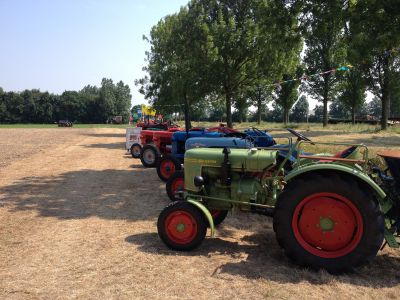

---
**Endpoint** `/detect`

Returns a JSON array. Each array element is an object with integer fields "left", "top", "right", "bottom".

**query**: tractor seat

[
  {"left": 377, "top": 150, "right": 400, "bottom": 187},
  {"left": 318, "top": 146, "right": 359, "bottom": 162},
  {"left": 334, "top": 145, "right": 358, "bottom": 158}
]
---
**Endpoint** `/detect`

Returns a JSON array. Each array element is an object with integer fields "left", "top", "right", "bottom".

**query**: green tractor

[{"left": 157, "top": 129, "right": 400, "bottom": 273}]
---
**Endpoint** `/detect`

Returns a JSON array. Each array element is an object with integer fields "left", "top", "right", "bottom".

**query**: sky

[{"left": 0, "top": 0, "right": 189, "bottom": 105}]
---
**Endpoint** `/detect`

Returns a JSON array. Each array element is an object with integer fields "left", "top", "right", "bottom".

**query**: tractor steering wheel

[{"left": 287, "top": 128, "right": 312, "bottom": 142}]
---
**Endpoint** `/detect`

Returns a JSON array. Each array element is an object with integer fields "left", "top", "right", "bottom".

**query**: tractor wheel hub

[
  {"left": 319, "top": 217, "right": 334, "bottom": 231},
  {"left": 176, "top": 223, "right": 185, "bottom": 232}
]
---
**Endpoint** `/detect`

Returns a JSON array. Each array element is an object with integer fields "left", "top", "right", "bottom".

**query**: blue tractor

[{"left": 156, "top": 128, "right": 275, "bottom": 182}]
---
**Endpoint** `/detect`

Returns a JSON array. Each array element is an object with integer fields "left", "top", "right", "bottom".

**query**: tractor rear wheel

[
  {"left": 157, "top": 154, "right": 182, "bottom": 182},
  {"left": 158, "top": 201, "right": 207, "bottom": 251},
  {"left": 140, "top": 144, "right": 161, "bottom": 168},
  {"left": 274, "top": 173, "right": 384, "bottom": 273},
  {"left": 166, "top": 170, "right": 185, "bottom": 201},
  {"left": 130, "top": 143, "right": 142, "bottom": 158}
]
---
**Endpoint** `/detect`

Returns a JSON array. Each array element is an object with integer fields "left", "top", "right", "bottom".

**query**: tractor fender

[
  {"left": 186, "top": 199, "right": 215, "bottom": 237},
  {"left": 285, "top": 164, "right": 386, "bottom": 200}
]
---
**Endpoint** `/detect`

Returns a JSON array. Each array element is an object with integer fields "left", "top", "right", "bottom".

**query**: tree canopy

[{"left": 0, "top": 79, "right": 131, "bottom": 124}]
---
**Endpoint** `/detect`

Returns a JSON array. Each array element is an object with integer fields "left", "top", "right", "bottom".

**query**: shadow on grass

[
  {"left": 0, "top": 168, "right": 168, "bottom": 221},
  {"left": 83, "top": 142, "right": 125, "bottom": 150},
  {"left": 125, "top": 230, "right": 400, "bottom": 288},
  {"left": 83, "top": 133, "right": 125, "bottom": 138}
]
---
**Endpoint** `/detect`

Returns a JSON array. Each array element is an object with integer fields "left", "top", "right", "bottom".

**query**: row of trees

[
  {"left": 137, "top": 0, "right": 400, "bottom": 129},
  {"left": 159, "top": 93, "right": 384, "bottom": 123},
  {"left": 0, "top": 79, "right": 131, "bottom": 124}
]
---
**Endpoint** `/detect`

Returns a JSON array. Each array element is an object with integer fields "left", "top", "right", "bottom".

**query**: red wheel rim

[
  {"left": 143, "top": 149, "right": 155, "bottom": 164},
  {"left": 132, "top": 146, "right": 140, "bottom": 156},
  {"left": 292, "top": 192, "right": 363, "bottom": 258},
  {"left": 171, "top": 177, "right": 184, "bottom": 197},
  {"left": 160, "top": 160, "right": 176, "bottom": 179},
  {"left": 165, "top": 210, "right": 197, "bottom": 244}
]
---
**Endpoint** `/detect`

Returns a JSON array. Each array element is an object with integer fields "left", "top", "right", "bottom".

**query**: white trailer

[{"left": 126, "top": 127, "right": 142, "bottom": 158}]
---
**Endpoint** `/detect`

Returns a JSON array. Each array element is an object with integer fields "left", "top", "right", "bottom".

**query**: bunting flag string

[
  {"left": 266, "top": 46, "right": 400, "bottom": 90},
  {"left": 146, "top": 46, "right": 399, "bottom": 108},
  {"left": 266, "top": 64, "right": 353, "bottom": 90}
]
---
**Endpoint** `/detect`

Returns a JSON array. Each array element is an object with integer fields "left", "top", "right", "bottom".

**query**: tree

[
  {"left": 301, "top": 1, "right": 347, "bottom": 127},
  {"left": 329, "top": 99, "right": 350, "bottom": 119},
  {"left": 207, "top": 98, "right": 226, "bottom": 122},
  {"left": 337, "top": 69, "right": 366, "bottom": 123},
  {"left": 266, "top": 101, "right": 283, "bottom": 123},
  {"left": 274, "top": 67, "right": 303, "bottom": 125},
  {"left": 58, "top": 91, "right": 84, "bottom": 122},
  {"left": 114, "top": 81, "right": 132, "bottom": 121},
  {"left": 367, "top": 96, "right": 382, "bottom": 118},
  {"left": 99, "top": 78, "right": 116, "bottom": 122},
  {"left": 137, "top": 7, "right": 211, "bottom": 129},
  {"left": 390, "top": 66, "right": 400, "bottom": 118},
  {"left": 290, "top": 95, "right": 309, "bottom": 122},
  {"left": 1, "top": 92, "right": 24, "bottom": 123},
  {"left": 309, "top": 105, "right": 324, "bottom": 123},
  {"left": 349, "top": 0, "right": 400, "bottom": 129},
  {"left": 190, "top": 0, "right": 301, "bottom": 127},
  {"left": 244, "top": 84, "right": 273, "bottom": 124}
]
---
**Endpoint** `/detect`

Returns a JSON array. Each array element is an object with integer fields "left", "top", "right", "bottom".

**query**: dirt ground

[{"left": 1, "top": 128, "right": 400, "bottom": 299}]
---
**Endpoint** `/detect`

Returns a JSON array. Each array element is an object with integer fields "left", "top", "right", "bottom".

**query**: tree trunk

[
  {"left": 323, "top": 100, "right": 328, "bottom": 127},
  {"left": 257, "top": 95, "right": 262, "bottom": 125},
  {"left": 351, "top": 105, "right": 355, "bottom": 125},
  {"left": 323, "top": 76, "right": 329, "bottom": 127},
  {"left": 381, "top": 56, "right": 390, "bottom": 130},
  {"left": 183, "top": 93, "right": 191, "bottom": 131},
  {"left": 225, "top": 88, "right": 233, "bottom": 128},
  {"left": 283, "top": 108, "right": 289, "bottom": 125}
]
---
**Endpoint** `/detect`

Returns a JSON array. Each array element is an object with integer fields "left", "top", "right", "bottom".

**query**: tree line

[
  {"left": 137, "top": 0, "right": 400, "bottom": 129},
  {"left": 0, "top": 79, "right": 132, "bottom": 124}
]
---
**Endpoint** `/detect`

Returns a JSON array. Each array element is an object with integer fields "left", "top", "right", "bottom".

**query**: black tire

[
  {"left": 209, "top": 209, "right": 228, "bottom": 226},
  {"left": 158, "top": 201, "right": 207, "bottom": 251},
  {"left": 140, "top": 144, "right": 161, "bottom": 168},
  {"left": 157, "top": 154, "right": 182, "bottom": 182},
  {"left": 130, "top": 143, "right": 142, "bottom": 158},
  {"left": 273, "top": 173, "right": 384, "bottom": 274},
  {"left": 166, "top": 170, "right": 185, "bottom": 201}
]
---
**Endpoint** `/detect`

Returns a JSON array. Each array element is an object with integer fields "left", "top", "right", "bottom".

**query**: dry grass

[{"left": 0, "top": 127, "right": 400, "bottom": 299}]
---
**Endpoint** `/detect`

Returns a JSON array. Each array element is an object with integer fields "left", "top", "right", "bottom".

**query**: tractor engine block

[{"left": 184, "top": 147, "right": 278, "bottom": 210}]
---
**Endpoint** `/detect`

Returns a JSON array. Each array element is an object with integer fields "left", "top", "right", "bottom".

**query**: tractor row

[
  {"left": 127, "top": 124, "right": 275, "bottom": 180},
  {"left": 155, "top": 128, "right": 400, "bottom": 274}
]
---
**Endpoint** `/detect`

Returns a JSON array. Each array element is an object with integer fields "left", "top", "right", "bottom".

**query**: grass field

[
  {"left": 0, "top": 123, "right": 129, "bottom": 129},
  {"left": 0, "top": 125, "right": 400, "bottom": 299},
  {"left": 2, "top": 121, "right": 400, "bottom": 134}
]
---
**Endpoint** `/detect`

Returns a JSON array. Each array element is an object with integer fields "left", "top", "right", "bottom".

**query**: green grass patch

[
  {"left": 1, "top": 122, "right": 399, "bottom": 134},
  {"left": 185, "top": 121, "right": 400, "bottom": 134}
]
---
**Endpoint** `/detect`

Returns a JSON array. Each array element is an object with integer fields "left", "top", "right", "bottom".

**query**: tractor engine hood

[
  {"left": 184, "top": 148, "right": 278, "bottom": 192},
  {"left": 185, "top": 137, "right": 253, "bottom": 150},
  {"left": 172, "top": 130, "right": 223, "bottom": 142}
]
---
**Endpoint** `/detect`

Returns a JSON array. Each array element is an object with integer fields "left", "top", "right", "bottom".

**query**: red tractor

[
  {"left": 139, "top": 125, "right": 242, "bottom": 168},
  {"left": 140, "top": 128, "right": 180, "bottom": 167}
]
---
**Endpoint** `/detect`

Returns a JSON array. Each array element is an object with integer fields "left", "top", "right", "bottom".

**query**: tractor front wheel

[
  {"left": 130, "top": 143, "right": 142, "bottom": 158},
  {"left": 166, "top": 170, "right": 185, "bottom": 201},
  {"left": 140, "top": 144, "right": 161, "bottom": 168},
  {"left": 274, "top": 173, "right": 384, "bottom": 273},
  {"left": 157, "top": 154, "right": 182, "bottom": 182},
  {"left": 158, "top": 201, "right": 207, "bottom": 251}
]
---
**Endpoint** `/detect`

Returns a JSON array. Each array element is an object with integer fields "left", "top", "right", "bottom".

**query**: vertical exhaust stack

[{"left": 221, "top": 147, "right": 232, "bottom": 186}]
